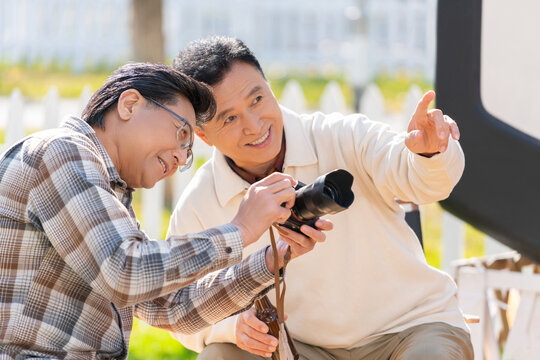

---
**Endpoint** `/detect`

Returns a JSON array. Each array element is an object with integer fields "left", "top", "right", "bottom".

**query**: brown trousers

[{"left": 196, "top": 322, "right": 474, "bottom": 360}]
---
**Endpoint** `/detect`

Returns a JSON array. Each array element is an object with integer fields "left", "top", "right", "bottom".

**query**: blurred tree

[
  {"left": 349, "top": 0, "right": 369, "bottom": 111},
  {"left": 131, "top": 0, "right": 178, "bottom": 212},
  {"left": 131, "top": 0, "right": 165, "bottom": 63}
]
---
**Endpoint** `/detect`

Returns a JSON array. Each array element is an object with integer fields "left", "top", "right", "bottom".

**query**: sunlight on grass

[
  {"left": 465, "top": 223, "right": 485, "bottom": 259},
  {"left": 128, "top": 319, "right": 197, "bottom": 360},
  {"left": 374, "top": 72, "right": 433, "bottom": 112},
  {"left": 270, "top": 74, "right": 354, "bottom": 109},
  {"left": 421, "top": 203, "right": 443, "bottom": 269},
  {"left": 0, "top": 63, "right": 109, "bottom": 99},
  {"left": 422, "top": 202, "right": 487, "bottom": 269}
]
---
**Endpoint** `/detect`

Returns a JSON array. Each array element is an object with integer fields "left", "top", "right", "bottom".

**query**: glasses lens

[
  {"left": 179, "top": 149, "right": 193, "bottom": 172},
  {"left": 177, "top": 124, "right": 193, "bottom": 149}
]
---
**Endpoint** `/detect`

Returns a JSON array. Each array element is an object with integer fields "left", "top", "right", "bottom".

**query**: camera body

[{"left": 281, "top": 169, "right": 355, "bottom": 232}]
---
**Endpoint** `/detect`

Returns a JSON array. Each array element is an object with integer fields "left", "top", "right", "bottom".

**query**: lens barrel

[{"left": 282, "top": 169, "right": 354, "bottom": 232}]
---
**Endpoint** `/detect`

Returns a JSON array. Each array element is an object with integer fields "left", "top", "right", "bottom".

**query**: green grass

[
  {"left": 0, "top": 64, "right": 431, "bottom": 115},
  {"left": 421, "top": 203, "right": 486, "bottom": 269},
  {"left": 0, "top": 62, "right": 110, "bottom": 99},
  {"left": 128, "top": 319, "right": 197, "bottom": 360},
  {"left": 0, "top": 63, "right": 359, "bottom": 107}
]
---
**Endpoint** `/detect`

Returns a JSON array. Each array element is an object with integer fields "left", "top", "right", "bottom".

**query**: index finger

[
  {"left": 256, "top": 172, "right": 297, "bottom": 187},
  {"left": 299, "top": 224, "right": 326, "bottom": 243},
  {"left": 313, "top": 218, "right": 333, "bottom": 231},
  {"left": 413, "top": 90, "right": 436, "bottom": 117}
]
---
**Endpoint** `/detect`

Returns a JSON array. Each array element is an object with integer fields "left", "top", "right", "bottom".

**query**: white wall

[
  {"left": 481, "top": 0, "right": 540, "bottom": 140},
  {"left": 365, "top": 0, "right": 437, "bottom": 81}
]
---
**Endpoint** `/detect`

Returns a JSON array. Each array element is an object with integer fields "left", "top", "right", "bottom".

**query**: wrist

[
  {"left": 417, "top": 151, "right": 440, "bottom": 158},
  {"left": 230, "top": 220, "right": 254, "bottom": 247}
]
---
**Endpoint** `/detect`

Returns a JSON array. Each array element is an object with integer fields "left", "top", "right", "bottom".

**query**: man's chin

[
  {"left": 248, "top": 148, "right": 278, "bottom": 161},
  {"left": 148, "top": 181, "right": 157, "bottom": 189},
  {"left": 140, "top": 176, "right": 160, "bottom": 190}
]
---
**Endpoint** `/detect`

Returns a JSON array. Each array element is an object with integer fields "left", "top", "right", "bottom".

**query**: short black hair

[
  {"left": 172, "top": 36, "right": 265, "bottom": 88},
  {"left": 82, "top": 62, "right": 216, "bottom": 129}
]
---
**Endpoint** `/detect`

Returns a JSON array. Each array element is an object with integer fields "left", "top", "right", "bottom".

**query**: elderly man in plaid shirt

[{"left": 0, "top": 63, "right": 330, "bottom": 360}]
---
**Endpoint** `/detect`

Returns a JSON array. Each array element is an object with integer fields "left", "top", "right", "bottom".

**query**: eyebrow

[
  {"left": 216, "top": 85, "right": 263, "bottom": 122},
  {"left": 247, "top": 85, "right": 263, "bottom": 99}
]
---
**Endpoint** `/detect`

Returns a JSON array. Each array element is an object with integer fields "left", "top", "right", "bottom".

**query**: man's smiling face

[
  {"left": 196, "top": 61, "right": 284, "bottom": 175},
  {"left": 118, "top": 93, "right": 195, "bottom": 189}
]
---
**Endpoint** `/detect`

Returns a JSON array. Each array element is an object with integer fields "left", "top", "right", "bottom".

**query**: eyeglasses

[{"left": 148, "top": 98, "right": 194, "bottom": 172}]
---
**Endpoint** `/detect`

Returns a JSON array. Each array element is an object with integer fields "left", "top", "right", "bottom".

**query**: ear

[
  {"left": 195, "top": 127, "right": 213, "bottom": 146},
  {"left": 117, "top": 89, "right": 143, "bottom": 121}
]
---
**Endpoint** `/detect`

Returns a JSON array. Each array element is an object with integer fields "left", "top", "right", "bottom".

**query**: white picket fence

[{"left": 0, "top": 82, "right": 511, "bottom": 271}]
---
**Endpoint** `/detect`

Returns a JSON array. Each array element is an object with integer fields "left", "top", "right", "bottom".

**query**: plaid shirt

[{"left": 0, "top": 117, "right": 276, "bottom": 360}]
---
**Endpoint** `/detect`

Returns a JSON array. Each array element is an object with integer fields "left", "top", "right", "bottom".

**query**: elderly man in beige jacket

[{"left": 167, "top": 36, "right": 474, "bottom": 360}]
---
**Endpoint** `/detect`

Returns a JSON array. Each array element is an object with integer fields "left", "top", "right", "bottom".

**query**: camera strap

[
  {"left": 269, "top": 224, "right": 291, "bottom": 320},
  {"left": 269, "top": 225, "right": 295, "bottom": 360},
  {"left": 254, "top": 227, "right": 299, "bottom": 360}
]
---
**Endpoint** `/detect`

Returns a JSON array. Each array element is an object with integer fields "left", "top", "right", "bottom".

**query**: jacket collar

[
  {"left": 62, "top": 117, "right": 124, "bottom": 187},
  {"left": 212, "top": 106, "right": 318, "bottom": 207}
]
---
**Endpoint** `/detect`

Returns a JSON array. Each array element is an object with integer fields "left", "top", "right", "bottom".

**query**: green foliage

[
  {"left": 373, "top": 72, "right": 433, "bottom": 112},
  {"left": 269, "top": 74, "right": 354, "bottom": 109},
  {"left": 0, "top": 63, "right": 432, "bottom": 115}
]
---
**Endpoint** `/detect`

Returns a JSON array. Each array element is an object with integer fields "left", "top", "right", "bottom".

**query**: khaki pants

[{"left": 197, "top": 322, "right": 473, "bottom": 360}]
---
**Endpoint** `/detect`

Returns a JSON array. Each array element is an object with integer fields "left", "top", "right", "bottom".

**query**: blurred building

[
  {"left": 0, "top": 0, "right": 436, "bottom": 81},
  {"left": 366, "top": 0, "right": 437, "bottom": 81}
]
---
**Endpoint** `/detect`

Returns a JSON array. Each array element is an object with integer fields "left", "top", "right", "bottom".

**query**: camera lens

[
  {"left": 281, "top": 169, "right": 355, "bottom": 232},
  {"left": 323, "top": 183, "right": 339, "bottom": 202}
]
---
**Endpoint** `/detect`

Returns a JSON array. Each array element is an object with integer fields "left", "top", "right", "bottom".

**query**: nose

[
  {"left": 242, "top": 111, "right": 261, "bottom": 135},
  {"left": 172, "top": 148, "right": 188, "bottom": 169}
]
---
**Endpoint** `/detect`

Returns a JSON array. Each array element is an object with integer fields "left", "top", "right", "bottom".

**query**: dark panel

[{"left": 436, "top": 0, "right": 540, "bottom": 262}]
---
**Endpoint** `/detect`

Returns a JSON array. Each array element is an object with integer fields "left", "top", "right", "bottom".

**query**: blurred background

[{"left": 0, "top": 0, "right": 512, "bottom": 359}]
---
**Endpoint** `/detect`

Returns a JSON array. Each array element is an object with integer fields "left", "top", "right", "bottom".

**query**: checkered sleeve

[
  {"left": 27, "top": 137, "right": 244, "bottom": 307},
  {"left": 134, "top": 246, "right": 277, "bottom": 334}
]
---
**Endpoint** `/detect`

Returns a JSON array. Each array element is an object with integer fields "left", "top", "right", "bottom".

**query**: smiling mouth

[
  {"left": 248, "top": 129, "right": 270, "bottom": 146},
  {"left": 158, "top": 157, "right": 167, "bottom": 174}
]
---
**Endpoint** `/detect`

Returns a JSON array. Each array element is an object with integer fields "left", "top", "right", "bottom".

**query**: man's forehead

[
  {"left": 214, "top": 63, "right": 264, "bottom": 92},
  {"left": 199, "top": 62, "right": 268, "bottom": 126}
]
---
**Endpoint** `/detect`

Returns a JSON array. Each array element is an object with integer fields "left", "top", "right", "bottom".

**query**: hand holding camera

[
  {"left": 274, "top": 219, "right": 333, "bottom": 259},
  {"left": 263, "top": 218, "right": 332, "bottom": 274},
  {"left": 231, "top": 172, "right": 297, "bottom": 248},
  {"left": 243, "top": 169, "right": 354, "bottom": 359},
  {"left": 231, "top": 169, "right": 354, "bottom": 276},
  {"left": 281, "top": 169, "right": 355, "bottom": 233}
]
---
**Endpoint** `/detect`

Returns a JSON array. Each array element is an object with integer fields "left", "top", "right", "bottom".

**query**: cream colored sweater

[{"left": 167, "top": 107, "right": 468, "bottom": 351}]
